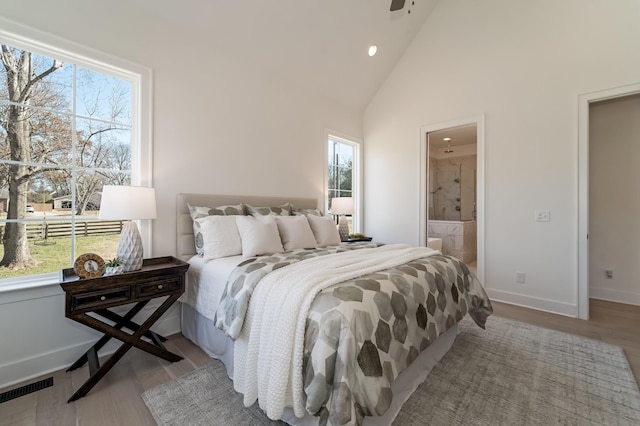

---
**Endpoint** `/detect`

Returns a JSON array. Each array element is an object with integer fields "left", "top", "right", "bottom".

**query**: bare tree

[
  {"left": 0, "top": 45, "right": 63, "bottom": 268},
  {"left": 101, "top": 143, "right": 131, "bottom": 186},
  {"left": 67, "top": 81, "right": 131, "bottom": 215},
  {"left": 328, "top": 157, "right": 353, "bottom": 200},
  {"left": 74, "top": 129, "right": 128, "bottom": 215}
]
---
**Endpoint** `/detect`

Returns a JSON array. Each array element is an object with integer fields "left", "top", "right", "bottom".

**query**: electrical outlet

[
  {"left": 606, "top": 269, "right": 613, "bottom": 279},
  {"left": 515, "top": 272, "right": 525, "bottom": 283},
  {"left": 535, "top": 210, "right": 550, "bottom": 222}
]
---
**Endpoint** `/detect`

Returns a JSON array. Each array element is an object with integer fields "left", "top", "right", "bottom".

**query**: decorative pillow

[
  {"left": 307, "top": 214, "right": 341, "bottom": 246},
  {"left": 293, "top": 208, "right": 323, "bottom": 217},
  {"left": 188, "top": 203, "right": 245, "bottom": 256},
  {"left": 196, "top": 215, "right": 242, "bottom": 261},
  {"left": 246, "top": 203, "right": 292, "bottom": 216},
  {"left": 274, "top": 216, "right": 318, "bottom": 251},
  {"left": 235, "top": 215, "right": 284, "bottom": 257}
]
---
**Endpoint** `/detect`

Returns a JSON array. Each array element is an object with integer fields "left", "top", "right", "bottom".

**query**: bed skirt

[{"left": 180, "top": 302, "right": 458, "bottom": 425}]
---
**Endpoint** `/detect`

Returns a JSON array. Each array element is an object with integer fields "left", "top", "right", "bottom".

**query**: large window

[
  {"left": 327, "top": 133, "right": 360, "bottom": 233},
  {"left": 0, "top": 30, "right": 149, "bottom": 287}
]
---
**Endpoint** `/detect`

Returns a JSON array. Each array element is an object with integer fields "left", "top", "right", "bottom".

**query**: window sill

[{"left": 0, "top": 274, "right": 62, "bottom": 305}]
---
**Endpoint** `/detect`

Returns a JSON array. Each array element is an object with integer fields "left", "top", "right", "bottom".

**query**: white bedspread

[
  {"left": 233, "top": 244, "right": 438, "bottom": 420},
  {"left": 179, "top": 255, "right": 244, "bottom": 320}
]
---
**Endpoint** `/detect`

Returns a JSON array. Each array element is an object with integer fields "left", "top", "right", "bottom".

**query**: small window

[{"left": 326, "top": 133, "right": 360, "bottom": 234}]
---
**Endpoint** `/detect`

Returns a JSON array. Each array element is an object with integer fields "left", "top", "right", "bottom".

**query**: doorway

[
  {"left": 578, "top": 83, "right": 640, "bottom": 320},
  {"left": 419, "top": 115, "right": 485, "bottom": 284}
]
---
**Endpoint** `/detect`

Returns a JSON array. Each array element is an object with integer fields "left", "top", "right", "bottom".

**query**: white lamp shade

[
  {"left": 99, "top": 186, "right": 157, "bottom": 220},
  {"left": 330, "top": 197, "right": 354, "bottom": 215}
]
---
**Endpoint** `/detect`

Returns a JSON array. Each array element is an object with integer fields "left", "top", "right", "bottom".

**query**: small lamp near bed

[
  {"left": 330, "top": 197, "right": 353, "bottom": 242},
  {"left": 99, "top": 185, "right": 157, "bottom": 272}
]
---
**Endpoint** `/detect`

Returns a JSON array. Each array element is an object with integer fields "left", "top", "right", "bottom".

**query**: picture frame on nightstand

[{"left": 73, "top": 253, "right": 105, "bottom": 279}]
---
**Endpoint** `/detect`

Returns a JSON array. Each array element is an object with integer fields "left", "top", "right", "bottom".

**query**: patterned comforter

[{"left": 214, "top": 243, "right": 493, "bottom": 426}]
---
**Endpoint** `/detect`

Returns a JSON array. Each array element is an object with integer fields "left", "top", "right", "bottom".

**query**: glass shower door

[{"left": 460, "top": 164, "right": 475, "bottom": 221}]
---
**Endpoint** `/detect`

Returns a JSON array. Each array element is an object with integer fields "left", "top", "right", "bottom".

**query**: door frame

[
  {"left": 419, "top": 115, "right": 486, "bottom": 285},
  {"left": 577, "top": 82, "right": 640, "bottom": 319}
]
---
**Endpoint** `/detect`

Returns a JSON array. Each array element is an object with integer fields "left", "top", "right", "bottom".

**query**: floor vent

[{"left": 0, "top": 377, "right": 53, "bottom": 404}]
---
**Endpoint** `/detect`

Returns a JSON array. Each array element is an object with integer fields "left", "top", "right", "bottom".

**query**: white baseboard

[
  {"left": 486, "top": 288, "right": 579, "bottom": 318},
  {"left": 0, "top": 310, "right": 181, "bottom": 390},
  {"left": 589, "top": 287, "right": 640, "bottom": 306}
]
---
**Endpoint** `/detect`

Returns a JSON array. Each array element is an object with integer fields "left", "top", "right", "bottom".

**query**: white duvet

[
  {"left": 179, "top": 254, "right": 244, "bottom": 320},
  {"left": 232, "top": 243, "right": 438, "bottom": 420}
]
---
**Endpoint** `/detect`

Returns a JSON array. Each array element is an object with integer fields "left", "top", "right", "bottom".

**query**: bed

[{"left": 176, "top": 193, "right": 492, "bottom": 426}]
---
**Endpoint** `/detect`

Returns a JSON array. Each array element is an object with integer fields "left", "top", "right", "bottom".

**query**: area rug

[{"left": 142, "top": 316, "right": 640, "bottom": 425}]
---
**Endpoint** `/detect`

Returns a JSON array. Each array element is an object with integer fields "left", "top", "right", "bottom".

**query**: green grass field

[{"left": 0, "top": 234, "right": 120, "bottom": 279}]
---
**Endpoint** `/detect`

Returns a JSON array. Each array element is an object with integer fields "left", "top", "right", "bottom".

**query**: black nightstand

[
  {"left": 60, "top": 256, "right": 189, "bottom": 402},
  {"left": 344, "top": 237, "right": 373, "bottom": 242}
]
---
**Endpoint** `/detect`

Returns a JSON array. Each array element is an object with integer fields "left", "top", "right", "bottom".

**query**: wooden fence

[{"left": 25, "top": 221, "right": 123, "bottom": 240}]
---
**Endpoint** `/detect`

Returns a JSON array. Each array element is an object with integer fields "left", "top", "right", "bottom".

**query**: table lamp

[
  {"left": 99, "top": 185, "right": 157, "bottom": 272},
  {"left": 331, "top": 197, "right": 354, "bottom": 241}
]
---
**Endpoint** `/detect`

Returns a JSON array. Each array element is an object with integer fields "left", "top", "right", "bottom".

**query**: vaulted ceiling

[{"left": 134, "top": 0, "right": 439, "bottom": 111}]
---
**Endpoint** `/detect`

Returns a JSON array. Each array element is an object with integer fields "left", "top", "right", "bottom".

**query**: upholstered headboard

[{"left": 176, "top": 193, "right": 320, "bottom": 261}]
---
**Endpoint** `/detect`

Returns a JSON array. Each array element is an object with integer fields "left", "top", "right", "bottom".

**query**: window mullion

[{"left": 70, "top": 63, "right": 77, "bottom": 264}]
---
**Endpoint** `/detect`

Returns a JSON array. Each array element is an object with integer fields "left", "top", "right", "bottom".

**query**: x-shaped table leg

[{"left": 66, "top": 293, "right": 183, "bottom": 402}]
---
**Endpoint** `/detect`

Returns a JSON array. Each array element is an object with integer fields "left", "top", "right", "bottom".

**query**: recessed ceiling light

[
  {"left": 443, "top": 137, "right": 451, "bottom": 141},
  {"left": 368, "top": 45, "right": 378, "bottom": 57}
]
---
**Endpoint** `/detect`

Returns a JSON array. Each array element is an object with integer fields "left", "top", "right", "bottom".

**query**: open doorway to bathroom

[
  {"left": 427, "top": 125, "right": 477, "bottom": 273},
  {"left": 419, "top": 116, "right": 485, "bottom": 284}
]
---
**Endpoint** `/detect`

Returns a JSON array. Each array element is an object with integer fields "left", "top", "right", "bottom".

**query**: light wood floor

[
  {"left": 2, "top": 299, "right": 639, "bottom": 426},
  {"left": 492, "top": 299, "right": 640, "bottom": 384}
]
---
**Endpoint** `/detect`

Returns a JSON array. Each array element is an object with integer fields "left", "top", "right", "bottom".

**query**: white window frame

[
  {"left": 324, "top": 130, "right": 362, "bottom": 233},
  {"left": 0, "top": 18, "right": 152, "bottom": 292}
]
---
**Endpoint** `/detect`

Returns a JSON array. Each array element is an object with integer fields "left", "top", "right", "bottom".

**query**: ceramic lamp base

[
  {"left": 117, "top": 221, "right": 144, "bottom": 272},
  {"left": 338, "top": 215, "right": 350, "bottom": 241}
]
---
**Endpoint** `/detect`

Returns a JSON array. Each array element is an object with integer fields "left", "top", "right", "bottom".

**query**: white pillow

[
  {"left": 187, "top": 202, "right": 245, "bottom": 256},
  {"left": 196, "top": 215, "right": 242, "bottom": 261},
  {"left": 307, "top": 214, "right": 341, "bottom": 246},
  {"left": 274, "top": 216, "right": 318, "bottom": 251},
  {"left": 236, "top": 215, "right": 284, "bottom": 257}
]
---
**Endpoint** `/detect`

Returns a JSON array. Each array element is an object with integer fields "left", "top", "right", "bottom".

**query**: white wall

[
  {"left": 0, "top": 0, "right": 362, "bottom": 388},
  {"left": 589, "top": 94, "right": 640, "bottom": 305},
  {"left": 363, "top": 0, "right": 640, "bottom": 316}
]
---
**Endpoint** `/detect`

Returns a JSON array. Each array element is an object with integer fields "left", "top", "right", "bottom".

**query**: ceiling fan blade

[{"left": 390, "top": 0, "right": 405, "bottom": 12}]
